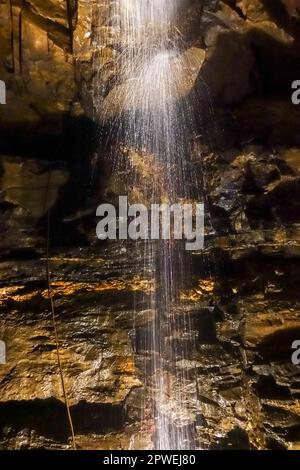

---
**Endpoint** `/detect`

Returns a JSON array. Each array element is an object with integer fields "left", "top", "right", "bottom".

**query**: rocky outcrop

[
  {"left": 0, "top": 241, "right": 153, "bottom": 449},
  {"left": 0, "top": 0, "right": 78, "bottom": 134},
  {"left": 190, "top": 143, "right": 300, "bottom": 449}
]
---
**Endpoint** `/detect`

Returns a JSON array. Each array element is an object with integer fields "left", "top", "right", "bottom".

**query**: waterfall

[{"left": 94, "top": 0, "right": 203, "bottom": 450}]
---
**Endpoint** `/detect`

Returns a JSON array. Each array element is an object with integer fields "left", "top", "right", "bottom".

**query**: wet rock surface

[
  {"left": 0, "top": 241, "right": 153, "bottom": 450},
  {"left": 0, "top": 0, "right": 300, "bottom": 450}
]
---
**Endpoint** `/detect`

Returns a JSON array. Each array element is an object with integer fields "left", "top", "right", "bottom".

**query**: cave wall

[{"left": 0, "top": 0, "right": 300, "bottom": 450}]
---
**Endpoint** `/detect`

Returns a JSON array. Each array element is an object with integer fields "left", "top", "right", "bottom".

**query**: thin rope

[
  {"left": 45, "top": 211, "right": 77, "bottom": 450},
  {"left": 41, "top": 153, "right": 77, "bottom": 449},
  {"left": 41, "top": 1, "right": 77, "bottom": 447}
]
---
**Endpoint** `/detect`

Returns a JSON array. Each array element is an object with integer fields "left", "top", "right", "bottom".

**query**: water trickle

[{"left": 94, "top": 0, "right": 204, "bottom": 450}]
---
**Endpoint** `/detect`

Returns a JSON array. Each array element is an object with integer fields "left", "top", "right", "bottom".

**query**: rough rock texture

[
  {"left": 0, "top": 242, "right": 152, "bottom": 450},
  {"left": 0, "top": 0, "right": 78, "bottom": 134},
  {"left": 191, "top": 144, "right": 300, "bottom": 449},
  {"left": 0, "top": 0, "right": 300, "bottom": 450}
]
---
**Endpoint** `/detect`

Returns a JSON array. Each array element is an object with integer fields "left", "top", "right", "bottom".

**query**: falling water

[{"left": 94, "top": 0, "right": 204, "bottom": 449}]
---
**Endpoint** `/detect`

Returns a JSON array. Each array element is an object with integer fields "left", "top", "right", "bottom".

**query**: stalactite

[
  {"left": 18, "top": 9, "right": 22, "bottom": 75},
  {"left": 8, "top": 0, "right": 15, "bottom": 73}
]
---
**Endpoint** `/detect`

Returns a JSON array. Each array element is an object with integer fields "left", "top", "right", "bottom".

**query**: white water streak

[{"left": 94, "top": 0, "right": 200, "bottom": 450}]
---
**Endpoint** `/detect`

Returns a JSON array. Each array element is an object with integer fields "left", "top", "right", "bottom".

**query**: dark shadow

[
  {"left": 213, "top": 426, "right": 251, "bottom": 450},
  {"left": 257, "top": 327, "right": 300, "bottom": 361},
  {"left": 193, "top": 24, "right": 300, "bottom": 149},
  {"left": 0, "top": 399, "right": 125, "bottom": 445},
  {"left": 261, "top": 0, "right": 300, "bottom": 39},
  {"left": 254, "top": 375, "right": 292, "bottom": 399}
]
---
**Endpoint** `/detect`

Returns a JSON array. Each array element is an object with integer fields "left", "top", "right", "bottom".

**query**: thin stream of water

[{"left": 94, "top": 0, "right": 203, "bottom": 450}]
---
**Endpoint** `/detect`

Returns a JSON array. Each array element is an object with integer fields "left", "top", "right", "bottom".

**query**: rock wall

[{"left": 0, "top": 0, "right": 300, "bottom": 450}]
